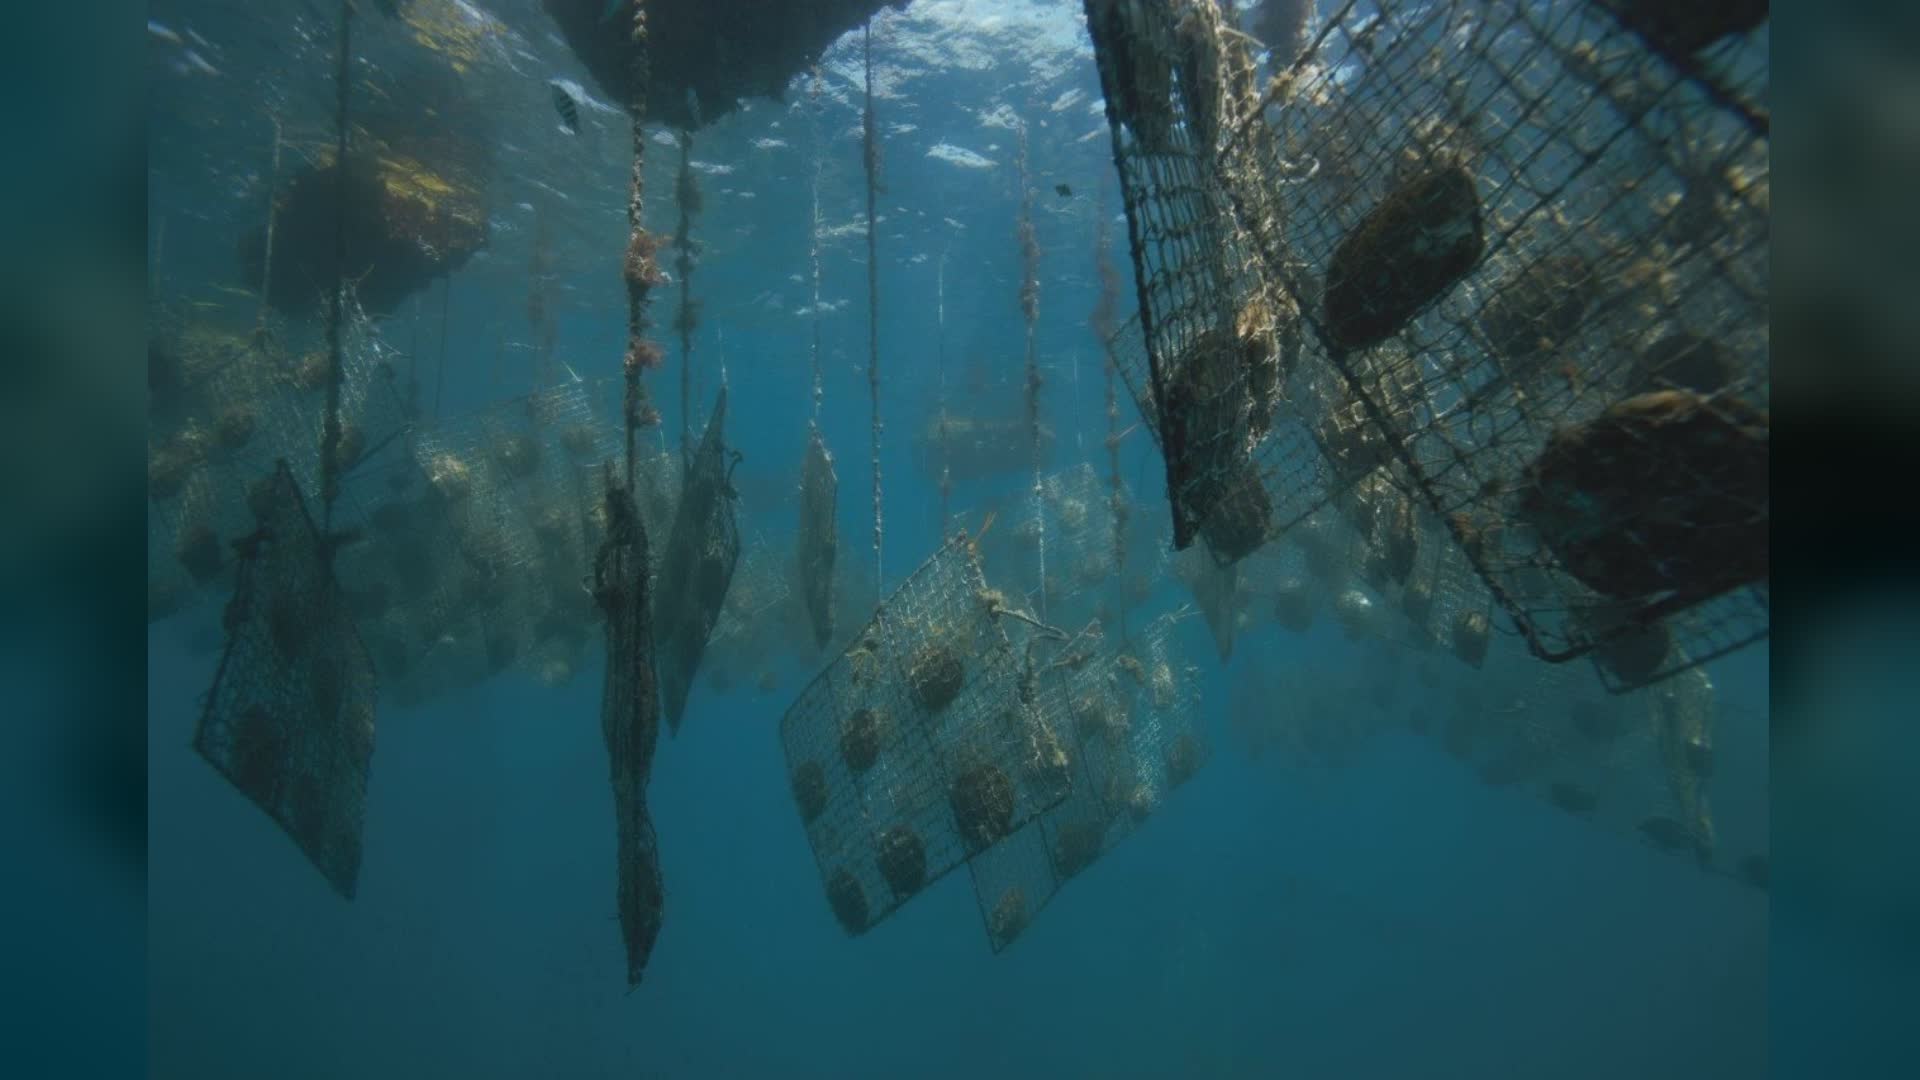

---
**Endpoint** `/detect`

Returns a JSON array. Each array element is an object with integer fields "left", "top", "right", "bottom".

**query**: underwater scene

[{"left": 147, "top": 1, "right": 1769, "bottom": 1076}]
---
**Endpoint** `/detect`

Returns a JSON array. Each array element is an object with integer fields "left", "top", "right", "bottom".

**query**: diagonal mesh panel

[
  {"left": 780, "top": 536, "right": 1073, "bottom": 938},
  {"left": 654, "top": 387, "right": 743, "bottom": 732},
  {"left": 193, "top": 460, "right": 377, "bottom": 899},
  {"left": 970, "top": 612, "right": 1207, "bottom": 952}
]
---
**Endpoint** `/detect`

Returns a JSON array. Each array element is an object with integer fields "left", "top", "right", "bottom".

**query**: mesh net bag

[
  {"left": 1084, "top": 0, "right": 1770, "bottom": 690},
  {"left": 704, "top": 533, "right": 795, "bottom": 696},
  {"left": 653, "top": 387, "right": 743, "bottom": 732},
  {"left": 779, "top": 535, "right": 1073, "bottom": 937},
  {"left": 590, "top": 467, "right": 666, "bottom": 986},
  {"left": 969, "top": 612, "right": 1207, "bottom": 952},
  {"left": 193, "top": 460, "right": 377, "bottom": 899},
  {"left": 795, "top": 427, "right": 839, "bottom": 652},
  {"left": 149, "top": 294, "right": 410, "bottom": 623}
]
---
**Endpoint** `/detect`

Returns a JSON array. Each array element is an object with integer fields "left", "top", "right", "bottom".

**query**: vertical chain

[{"left": 862, "top": 19, "right": 884, "bottom": 601}]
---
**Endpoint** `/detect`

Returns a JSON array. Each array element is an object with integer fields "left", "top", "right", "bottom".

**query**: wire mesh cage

[
  {"left": 779, "top": 535, "right": 1074, "bottom": 938},
  {"left": 968, "top": 612, "right": 1207, "bottom": 952},
  {"left": 1084, "top": 0, "right": 1769, "bottom": 691},
  {"left": 193, "top": 460, "right": 377, "bottom": 899}
]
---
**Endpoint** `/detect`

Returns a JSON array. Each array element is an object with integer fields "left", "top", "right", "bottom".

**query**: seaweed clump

[
  {"left": 792, "top": 761, "right": 829, "bottom": 824},
  {"left": 874, "top": 824, "right": 927, "bottom": 897},
  {"left": 1324, "top": 165, "right": 1485, "bottom": 352},
  {"left": 987, "top": 886, "right": 1028, "bottom": 950},
  {"left": 839, "top": 707, "right": 886, "bottom": 775},
  {"left": 1518, "top": 390, "right": 1769, "bottom": 599},
  {"left": 949, "top": 763, "right": 1016, "bottom": 853},
  {"left": 825, "top": 867, "right": 869, "bottom": 935},
  {"left": 908, "top": 642, "right": 965, "bottom": 712}
]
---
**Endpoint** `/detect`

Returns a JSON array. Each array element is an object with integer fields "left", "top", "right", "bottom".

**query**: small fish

[
  {"left": 1054, "top": 183, "right": 1073, "bottom": 198},
  {"left": 148, "top": 20, "right": 183, "bottom": 46},
  {"left": 551, "top": 81, "right": 581, "bottom": 134}
]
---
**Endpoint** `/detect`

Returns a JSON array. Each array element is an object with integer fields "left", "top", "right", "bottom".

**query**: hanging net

[
  {"left": 795, "top": 428, "right": 839, "bottom": 652},
  {"left": 1082, "top": 0, "right": 1769, "bottom": 690},
  {"left": 590, "top": 466, "right": 666, "bottom": 986},
  {"left": 779, "top": 534, "right": 1074, "bottom": 937},
  {"left": 653, "top": 386, "right": 742, "bottom": 732},
  {"left": 193, "top": 460, "right": 377, "bottom": 899},
  {"left": 968, "top": 612, "right": 1207, "bottom": 952}
]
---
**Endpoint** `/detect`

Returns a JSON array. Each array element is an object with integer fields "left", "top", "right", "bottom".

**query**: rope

[
  {"left": 318, "top": 0, "right": 353, "bottom": 537},
  {"left": 808, "top": 67, "right": 825, "bottom": 429},
  {"left": 1017, "top": 122, "right": 1045, "bottom": 622},
  {"left": 253, "top": 113, "right": 283, "bottom": 346},
  {"left": 620, "top": 1, "right": 656, "bottom": 492},
  {"left": 862, "top": 19, "right": 884, "bottom": 603},
  {"left": 936, "top": 249, "right": 950, "bottom": 534},
  {"left": 674, "top": 126, "right": 696, "bottom": 462}
]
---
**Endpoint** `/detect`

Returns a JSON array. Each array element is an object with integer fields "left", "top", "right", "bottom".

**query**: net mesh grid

[
  {"left": 969, "top": 612, "right": 1207, "bottom": 952},
  {"left": 591, "top": 470, "right": 666, "bottom": 986},
  {"left": 150, "top": 294, "right": 410, "bottom": 620},
  {"left": 193, "top": 460, "right": 377, "bottom": 899},
  {"left": 780, "top": 536, "right": 1073, "bottom": 937},
  {"left": 1085, "top": 0, "right": 1769, "bottom": 691},
  {"left": 654, "top": 388, "right": 743, "bottom": 732}
]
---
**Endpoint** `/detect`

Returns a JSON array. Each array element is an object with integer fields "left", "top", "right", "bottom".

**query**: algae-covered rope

[
  {"left": 620, "top": 0, "right": 658, "bottom": 492},
  {"left": 318, "top": 0, "right": 353, "bottom": 538},
  {"left": 862, "top": 19, "right": 883, "bottom": 605},
  {"left": 1016, "top": 122, "right": 1045, "bottom": 623}
]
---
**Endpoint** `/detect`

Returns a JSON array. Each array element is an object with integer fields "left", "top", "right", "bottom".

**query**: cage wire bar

[
  {"left": 1083, "top": 0, "right": 1770, "bottom": 691},
  {"left": 779, "top": 534, "right": 1073, "bottom": 938}
]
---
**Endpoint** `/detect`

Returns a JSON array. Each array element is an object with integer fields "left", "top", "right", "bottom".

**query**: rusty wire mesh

[
  {"left": 193, "top": 460, "right": 377, "bottom": 899},
  {"left": 779, "top": 536, "right": 1073, "bottom": 938}
]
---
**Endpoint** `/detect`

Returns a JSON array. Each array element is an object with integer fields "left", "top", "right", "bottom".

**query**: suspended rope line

[
  {"left": 862, "top": 18, "right": 884, "bottom": 603},
  {"left": 1016, "top": 121, "right": 1045, "bottom": 623},
  {"left": 318, "top": 0, "right": 354, "bottom": 538},
  {"left": 433, "top": 271, "right": 450, "bottom": 419},
  {"left": 808, "top": 67, "right": 826, "bottom": 430},
  {"left": 1092, "top": 179, "right": 1127, "bottom": 631},
  {"left": 936, "top": 248, "right": 951, "bottom": 535},
  {"left": 673, "top": 125, "right": 699, "bottom": 463},
  {"left": 619, "top": 1, "right": 661, "bottom": 491},
  {"left": 253, "top": 112, "right": 283, "bottom": 349}
]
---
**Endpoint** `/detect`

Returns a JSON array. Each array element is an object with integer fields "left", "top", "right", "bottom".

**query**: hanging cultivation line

[
  {"left": 619, "top": 3, "right": 663, "bottom": 489},
  {"left": 253, "top": 112, "right": 283, "bottom": 348},
  {"left": 808, "top": 67, "right": 826, "bottom": 429},
  {"left": 674, "top": 126, "right": 699, "bottom": 461},
  {"left": 1016, "top": 121, "right": 1046, "bottom": 622},
  {"left": 318, "top": 0, "right": 354, "bottom": 536},
  {"left": 936, "top": 249, "right": 951, "bottom": 533},
  {"left": 1092, "top": 184, "right": 1126, "bottom": 602},
  {"left": 862, "top": 18, "right": 884, "bottom": 603}
]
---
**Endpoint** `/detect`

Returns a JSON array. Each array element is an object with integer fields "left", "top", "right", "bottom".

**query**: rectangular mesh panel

[
  {"left": 970, "top": 613, "right": 1207, "bottom": 952},
  {"left": 193, "top": 460, "right": 377, "bottom": 899},
  {"left": 780, "top": 537, "right": 1072, "bottom": 938}
]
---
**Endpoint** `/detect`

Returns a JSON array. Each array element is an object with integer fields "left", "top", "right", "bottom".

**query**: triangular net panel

[
  {"left": 193, "top": 460, "right": 377, "bottom": 899},
  {"left": 779, "top": 535, "right": 1074, "bottom": 938},
  {"left": 654, "top": 387, "right": 744, "bottom": 733},
  {"left": 968, "top": 612, "right": 1207, "bottom": 952},
  {"left": 1084, "top": 0, "right": 1769, "bottom": 692}
]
